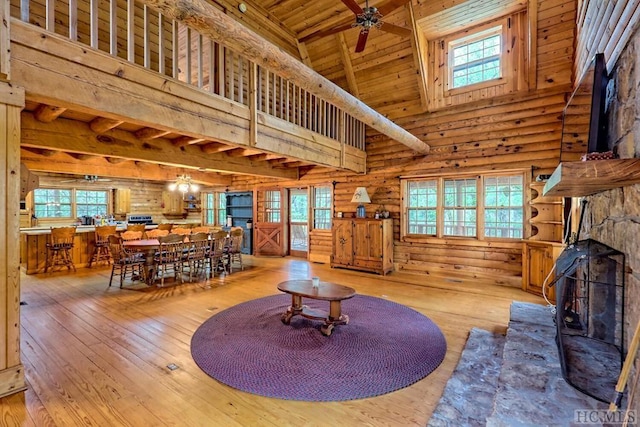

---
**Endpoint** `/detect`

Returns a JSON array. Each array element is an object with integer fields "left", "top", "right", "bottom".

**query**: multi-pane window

[
  {"left": 484, "top": 175, "right": 524, "bottom": 238},
  {"left": 33, "top": 189, "right": 73, "bottom": 218},
  {"left": 403, "top": 173, "right": 524, "bottom": 239},
  {"left": 264, "top": 190, "right": 281, "bottom": 223},
  {"left": 76, "top": 190, "right": 109, "bottom": 217},
  {"left": 312, "top": 186, "right": 332, "bottom": 230},
  {"left": 443, "top": 179, "right": 477, "bottom": 236},
  {"left": 203, "top": 192, "right": 226, "bottom": 226},
  {"left": 407, "top": 180, "right": 437, "bottom": 234},
  {"left": 450, "top": 27, "right": 502, "bottom": 89}
]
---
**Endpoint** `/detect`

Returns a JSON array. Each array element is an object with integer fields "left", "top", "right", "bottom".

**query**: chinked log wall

[{"left": 234, "top": 0, "right": 576, "bottom": 286}]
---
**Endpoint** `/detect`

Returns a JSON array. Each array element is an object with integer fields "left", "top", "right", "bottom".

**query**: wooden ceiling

[{"left": 21, "top": 0, "right": 526, "bottom": 184}]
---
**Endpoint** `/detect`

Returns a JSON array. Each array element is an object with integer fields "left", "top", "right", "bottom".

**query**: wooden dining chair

[
  {"left": 225, "top": 228, "right": 244, "bottom": 273},
  {"left": 153, "top": 233, "right": 185, "bottom": 287},
  {"left": 209, "top": 230, "right": 229, "bottom": 278},
  {"left": 126, "top": 224, "right": 147, "bottom": 233},
  {"left": 107, "top": 235, "right": 146, "bottom": 288},
  {"left": 191, "top": 226, "right": 211, "bottom": 234},
  {"left": 184, "top": 232, "right": 210, "bottom": 282},
  {"left": 45, "top": 226, "right": 77, "bottom": 273},
  {"left": 89, "top": 225, "right": 117, "bottom": 267},
  {"left": 157, "top": 223, "right": 173, "bottom": 231}
]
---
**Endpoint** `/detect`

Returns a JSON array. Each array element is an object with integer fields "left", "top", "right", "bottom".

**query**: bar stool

[
  {"left": 45, "top": 226, "right": 77, "bottom": 273},
  {"left": 89, "top": 225, "right": 117, "bottom": 267}
]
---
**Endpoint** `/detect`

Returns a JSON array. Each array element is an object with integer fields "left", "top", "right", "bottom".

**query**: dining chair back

[
  {"left": 45, "top": 226, "right": 77, "bottom": 272},
  {"left": 107, "top": 235, "right": 146, "bottom": 288},
  {"left": 121, "top": 230, "right": 143, "bottom": 241},
  {"left": 89, "top": 225, "right": 117, "bottom": 267},
  {"left": 145, "top": 229, "right": 169, "bottom": 239},
  {"left": 209, "top": 230, "right": 229, "bottom": 277},
  {"left": 185, "top": 232, "right": 210, "bottom": 282},
  {"left": 154, "top": 233, "right": 185, "bottom": 286},
  {"left": 126, "top": 224, "right": 147, "bottom": 233},
  {"left": 171, "top": 227, "right": 192, "bottom": 236},
  {"left": 226, "top": 228, "right": 244, "bottom": 273},
  {"left": 157, "top": 223, "right": 173, "bottom": 231}
]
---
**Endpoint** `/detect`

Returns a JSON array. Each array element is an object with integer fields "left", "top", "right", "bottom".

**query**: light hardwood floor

[{"left": 2, "top": 256, "right": 544, "bottom": 426}]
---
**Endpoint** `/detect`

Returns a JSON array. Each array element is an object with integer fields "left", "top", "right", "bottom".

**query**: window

[
  {"left": 264, "top": 190, "right": 281, "bottom": 223},
  {"left": 403, "top": 173, "right": 524, "bottom": 239},
  {"left": 406, "top": 180, "right": 437, "bottom": 234},
  {"left": 484, "top": 175, "right": 524, "bottom": 238},
  {"left": 203, "top": 192, "right": 226, "bottom": 226},
  {"left": 443, "top": 179, "right": 477, "bottom": 236},
  {"left": 312, "top": 185, "right": 332, "bottom": 230},
  {"left": 76, "top": 190, "right": 109, "bottom": 217},
  {"left": 34, "top": 189, "right": 73, "bottom": 218},
  {"left": 450, "top": 27, "right": 501, "bottom": 89}
]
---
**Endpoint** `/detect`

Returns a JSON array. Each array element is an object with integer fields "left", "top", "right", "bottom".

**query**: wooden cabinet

[
  {"left": 114, "top": 188, "right": 131, "bottom": 214},
  {"left": 332, "top": 218, "right": 393, "bottom": 275},
  {"left": 183, "top": 194, "right": 201, "bottom": 212},
  {"left": 162, "top": 191, "right": 184, "bottom": 215},
  {"left": 522, "top": 240, "right": 565, "bottom": 301}
]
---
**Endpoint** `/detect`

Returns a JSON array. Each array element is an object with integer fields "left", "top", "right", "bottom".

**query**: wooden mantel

[{"left": 543, "top": 159, "right": 640, "bottom": 197}]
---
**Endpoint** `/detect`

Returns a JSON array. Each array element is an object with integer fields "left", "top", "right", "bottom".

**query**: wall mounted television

[{"left": 560, "top": 53, "right": 609, "bottom": 162}]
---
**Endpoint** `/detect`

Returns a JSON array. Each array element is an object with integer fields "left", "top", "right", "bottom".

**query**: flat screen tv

[{"left": 560, "top": 53, "right": 609, "bottom": 162}]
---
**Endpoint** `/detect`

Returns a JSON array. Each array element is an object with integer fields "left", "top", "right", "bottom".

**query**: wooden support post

[
  {"left": 0, "top": 0, "right": 10, "bottom": 80},
  {"left": 0, "top": 82, "right": 26, "bottom": 398}
]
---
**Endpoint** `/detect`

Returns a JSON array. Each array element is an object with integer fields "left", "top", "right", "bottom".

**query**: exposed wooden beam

[
  {"left": 21, "top": 148, "right": 232, "bottom": 185},
  {"left": 135, "top": 127, "right": 171, "bottom": 140},
  {"left": 33, "top": 104, "right": 66, "bottom": 122},
  {"left": 201, "top": 142, "right": 238, "bottom": 154},
  {"left": 141, "top": 0, "right": 430, "bottom": 154},
  {"left": 407, "top": 2, "right": 428, "bottom": 112},
  {"left": 21, "top": 147, "right": 58, "bottom": 157},
  {"left": 336, "top": 33, "right": 359, "bottom": 98},
  {"left": 296, "top": 41, "right": 313, "bottom": 68},
  {"left": 68, "top": 153, "right": 97, "bottom": 161},
  {"left": 90, "top": 117, "right": 123, "bottom": 133},
  {"left": 106, "top": 157, "right": 128, "bottom": 164},
  {"left": 172, "top": 136, "right": 205, "bottom": 147},
  {"left": 20, "top": 113, "right": 298, "bottom": 179}
]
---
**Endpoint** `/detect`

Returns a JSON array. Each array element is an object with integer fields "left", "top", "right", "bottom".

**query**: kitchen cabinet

[
  {"left": 162, "top": 191, "right": 184, "bottom": 215},
  {"left": 522, "top": 240, "right": 565, "bottom": 301},
  {"left": 332, "top": 218, "right": 393, "bottom": 275},
  {"left": 226, "top": 191, "right": 253, "bottom": 254},
  {"left": 183, "top": 194, "right": 201, "bottom": 212},
  {"left": 114, "top": 188, "right": 131, "bottom": 214}
]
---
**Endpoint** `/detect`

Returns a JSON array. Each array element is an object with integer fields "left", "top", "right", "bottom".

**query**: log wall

[{"left": 231, "top": 0, "right": 576, "bottom": 287}]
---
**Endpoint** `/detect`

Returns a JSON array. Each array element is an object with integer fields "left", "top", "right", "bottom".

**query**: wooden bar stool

[
  {"left": 89, "top": 225, "right": 117, "bottom": 267},
  {"left": 45, "top": 226, "right": 77, "bottom": 273}
]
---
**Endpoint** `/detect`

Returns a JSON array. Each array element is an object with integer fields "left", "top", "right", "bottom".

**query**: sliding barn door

[{"left": 254, "top": 188, "right": 287, "bottom": 256}]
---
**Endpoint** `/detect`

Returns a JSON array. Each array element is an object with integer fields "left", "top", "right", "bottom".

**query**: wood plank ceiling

[{"left": 21, "top": 0, "right": 523, "bottom": 185}]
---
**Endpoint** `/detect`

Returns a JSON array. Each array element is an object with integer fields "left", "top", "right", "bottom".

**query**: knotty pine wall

[{"left": 230, "top": 0, "right": 576, "bottom": 287}]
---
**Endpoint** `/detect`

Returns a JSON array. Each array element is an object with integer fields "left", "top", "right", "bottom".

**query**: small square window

[{"left": 450, "top": 30, "right": 502, "bottom": 89}]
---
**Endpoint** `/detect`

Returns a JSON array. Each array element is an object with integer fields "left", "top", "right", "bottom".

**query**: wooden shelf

[{"left": 543, "top": 159, "right": 640, "bottom": 197}]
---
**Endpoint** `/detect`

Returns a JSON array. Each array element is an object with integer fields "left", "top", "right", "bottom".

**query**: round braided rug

[{"left": 190, "top": 294, "right": 447, "bottom": 401}]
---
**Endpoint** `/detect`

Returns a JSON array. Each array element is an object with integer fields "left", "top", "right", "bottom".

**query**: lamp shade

[{"left": 351, "top": 187, "right": 371, "bottom": 204}]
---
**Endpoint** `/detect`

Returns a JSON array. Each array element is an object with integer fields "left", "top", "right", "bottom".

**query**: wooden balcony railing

[{"left": 10, "top": 0, "right": 365, "bottom": 150}]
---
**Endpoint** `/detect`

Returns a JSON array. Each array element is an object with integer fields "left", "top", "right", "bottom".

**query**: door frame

[{"left": 288, "top": 187, "right": 309, "bottom": 258}]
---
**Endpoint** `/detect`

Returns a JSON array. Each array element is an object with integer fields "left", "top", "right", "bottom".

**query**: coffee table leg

[{"left": 281, "top": 295, "right": 304, "bottom": 325}]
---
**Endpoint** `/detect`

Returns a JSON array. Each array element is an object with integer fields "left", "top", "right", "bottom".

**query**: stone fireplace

[{"left": 553, "top": 239, "right": 625, "bottom": 402}]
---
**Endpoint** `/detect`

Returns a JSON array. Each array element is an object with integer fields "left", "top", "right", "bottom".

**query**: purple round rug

[{"left": 191, "top": 294, "right": 447, "bottom": 401}]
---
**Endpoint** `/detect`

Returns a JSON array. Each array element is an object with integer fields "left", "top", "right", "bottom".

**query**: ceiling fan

[
  {"left": 305, "top": 0, "right": 412, "bottom": 53},
  {"left": 60, "top": 175, "right": 112, "bottom": 183}
]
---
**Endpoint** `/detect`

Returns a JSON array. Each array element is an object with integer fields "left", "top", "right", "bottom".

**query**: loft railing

[{"left": 10, "top": 0, "right": 365, "bottom": 150}]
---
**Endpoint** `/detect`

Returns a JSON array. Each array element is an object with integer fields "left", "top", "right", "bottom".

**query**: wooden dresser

[{"left": 332, "top": 218, "right": 393, "bottom": 275}]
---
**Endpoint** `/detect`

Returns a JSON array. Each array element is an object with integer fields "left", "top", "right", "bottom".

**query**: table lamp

[{"left": 351, "top": 187, "right": 371, "bottom": 218}]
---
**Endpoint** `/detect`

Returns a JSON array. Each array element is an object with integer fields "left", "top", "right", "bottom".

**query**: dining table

[{"left": 123, "top": 238, "right": 160, "bottom": 286}]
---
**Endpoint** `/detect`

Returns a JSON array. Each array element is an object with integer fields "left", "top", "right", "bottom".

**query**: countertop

[{"left": 20, "top": 224, "right": 158, "bottom": 235}]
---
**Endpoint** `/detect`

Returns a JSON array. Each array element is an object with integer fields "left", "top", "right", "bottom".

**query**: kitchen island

[{"left": 19, "top": 224, "right": 158, "bottom": 274}]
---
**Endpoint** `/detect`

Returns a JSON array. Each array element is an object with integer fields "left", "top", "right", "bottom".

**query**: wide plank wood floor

[{"left": 1, "top": 256, "right": 544, "bottom": 426}]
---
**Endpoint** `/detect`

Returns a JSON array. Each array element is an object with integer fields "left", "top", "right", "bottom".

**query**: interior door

[
  {"left": 253, "top": 188, "right": 286, "bottom": 256},
  {"left": 289, "top": 188, "right": 308, "bottom": 258}
]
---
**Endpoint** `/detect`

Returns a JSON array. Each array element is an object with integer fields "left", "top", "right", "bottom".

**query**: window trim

[
  {"left": 202, "top": 191, "right": 227, "bottom": 226},
  {"left": 33, "top": 187, "right": 110, "bottom": 219},
  {"left": 401, "top": 170, "right": 527, "bottom": 242}
]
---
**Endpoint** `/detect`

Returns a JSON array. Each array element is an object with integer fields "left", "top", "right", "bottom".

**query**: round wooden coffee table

[{"left": 277, "top": 279, "right": 356, "bottom": 336}]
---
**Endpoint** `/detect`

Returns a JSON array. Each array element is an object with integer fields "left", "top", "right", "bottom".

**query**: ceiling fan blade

[
  {"left": 300, "top": 22, "right": 355, "bottom": 43},
  {"left": 355, "top": 30, "right": 370, "bottom": 53},
  {"left": 377, "top": 0, "right": 412, "bottom": 16},
  {"left": 341, "top": 0, "right": 364, "bottom": 16},
  {"left": 379, "top": 22, "right": 412, "bottom": 37}
]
